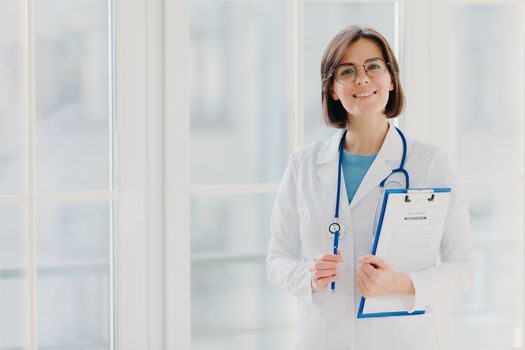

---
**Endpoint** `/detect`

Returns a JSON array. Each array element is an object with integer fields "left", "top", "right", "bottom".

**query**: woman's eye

[
  {"left": 341, "top": 69, "right": 355, "bottom": 76},
  {"left": 368, "top": 63, "right": 381, "bottom": 70}
]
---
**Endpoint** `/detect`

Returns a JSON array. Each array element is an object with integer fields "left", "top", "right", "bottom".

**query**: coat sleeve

[
  {"left": 402, "top": 147, "right": 477, "bottom": 312},
  {"left": 266, "top": 151, "right": 316, "bottom": 304}
]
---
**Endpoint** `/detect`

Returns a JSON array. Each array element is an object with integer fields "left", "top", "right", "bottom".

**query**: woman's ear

[{"left": 331, "top": 90, "right": 340, "bottom": 101}]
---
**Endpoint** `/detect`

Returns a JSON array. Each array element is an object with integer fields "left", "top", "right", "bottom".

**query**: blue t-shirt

[{"left": 341, "top": 149, "right": 377, "bottom": 204}]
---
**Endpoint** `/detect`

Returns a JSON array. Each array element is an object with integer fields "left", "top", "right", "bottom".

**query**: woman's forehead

[{"left": 339, "top": 38, "right": 384, "bottom": 65}]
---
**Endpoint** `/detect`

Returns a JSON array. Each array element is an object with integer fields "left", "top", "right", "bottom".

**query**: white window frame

[
  {"left": 114, "top": 0, "right": 190, "bottom": 349},
  {"left": 116, "top": 0, "right": 191, "bottom": 348},
  {"left": 163, "top": 0, "right": 191, "bottom": 349}
]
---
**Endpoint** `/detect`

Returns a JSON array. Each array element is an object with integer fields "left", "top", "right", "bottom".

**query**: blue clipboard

[{"left": 357, "top": 187, "right": 451, "bottom": 319}]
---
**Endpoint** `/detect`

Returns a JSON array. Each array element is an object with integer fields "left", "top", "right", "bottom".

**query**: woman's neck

[{"left": 344, "top": 115, "right": 389, "bottom": 155}]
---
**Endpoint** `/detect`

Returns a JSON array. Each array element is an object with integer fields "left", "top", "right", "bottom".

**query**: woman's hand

[
  {"left": 310, "top": 250, "right": 344, "bottom": 293},
  {"left": 356, "top": 255, "right": 415, "bottom": 298}
]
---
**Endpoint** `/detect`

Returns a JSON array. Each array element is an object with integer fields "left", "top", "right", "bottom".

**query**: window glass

[
  {"left": 36, "top": 201, "right": 111, "bottom": 349},
  {"left": 191, "top": 194, "right": 297, "bottom": 349},
  {"left": 0, "top": 0, "right": 26, "bottom": 195},
  {"left": 190, "top": 0, "right": 288, "bottom": 186},
  {"left": 0, "top": 205, "right": 27, "bottom": 350},
  {"left": 35, "top": 0, "right": 111, "bottom": 193},
  {"left": 450, "top": 4, "right": 522, "bottom": 176},
  {"left": 449, "top": 4, "right": 524, "bottom": 349}
]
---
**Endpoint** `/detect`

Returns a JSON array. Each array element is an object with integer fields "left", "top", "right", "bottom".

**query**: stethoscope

[{"left": 328, "top": 126, "right": 409, "bottom": 291}]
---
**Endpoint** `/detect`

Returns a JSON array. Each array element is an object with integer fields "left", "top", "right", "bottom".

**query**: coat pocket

[{"left": 295, "top": 302, "right": 327, "bottom": 350}]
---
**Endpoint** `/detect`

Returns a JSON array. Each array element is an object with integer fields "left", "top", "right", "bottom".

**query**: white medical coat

[{"left": 266, "top": 122, "right": 476, "bottom": 350}]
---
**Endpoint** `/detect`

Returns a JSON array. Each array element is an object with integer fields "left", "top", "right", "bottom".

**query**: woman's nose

[{"left": 353, "top": 66, "right": 369, "bottom": 85}]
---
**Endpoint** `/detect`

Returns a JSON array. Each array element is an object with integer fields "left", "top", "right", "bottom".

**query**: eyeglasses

[{"left": 332, "top": 58, "right": 390, "bottom": 85}]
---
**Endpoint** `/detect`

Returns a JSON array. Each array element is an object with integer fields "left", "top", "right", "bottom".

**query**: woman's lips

[{"left": 353, "top": 91, "right": 377, "bottom": 99}]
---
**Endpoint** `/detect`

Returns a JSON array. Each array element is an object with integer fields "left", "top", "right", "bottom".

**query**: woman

[{"left": 266, "top": 26, "right": 476, "bottom": 350}]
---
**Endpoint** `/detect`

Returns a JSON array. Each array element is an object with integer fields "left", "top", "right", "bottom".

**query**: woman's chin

[{"left": 348, "top": 110, "right": 385, "bottom": 119}]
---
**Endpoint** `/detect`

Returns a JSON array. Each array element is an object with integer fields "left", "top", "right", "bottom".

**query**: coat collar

[{"left": 316, "top": 120, "right": 405, "bottom": 211}]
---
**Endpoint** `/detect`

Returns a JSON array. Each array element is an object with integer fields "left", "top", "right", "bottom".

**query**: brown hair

[{"left": 320, "top": 26, "right": 405, "bottom": 128}]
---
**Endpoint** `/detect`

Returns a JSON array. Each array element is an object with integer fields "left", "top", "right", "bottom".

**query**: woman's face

[{"left": 331, "top": 38, "right": 394, "bottom": 120}]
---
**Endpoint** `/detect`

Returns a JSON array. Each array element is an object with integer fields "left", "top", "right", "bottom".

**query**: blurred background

[{"left": 0, "top": 0, "right": 523, "bottom": 349}]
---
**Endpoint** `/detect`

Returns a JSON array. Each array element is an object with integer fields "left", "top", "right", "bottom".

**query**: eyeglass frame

[{"left": 330, "top": 57, "right": 391, "bottom": 85}]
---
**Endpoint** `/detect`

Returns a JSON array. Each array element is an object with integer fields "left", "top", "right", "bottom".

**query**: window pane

[
  {"left": 191, "top": 193, "right": 295, "bottom": 349},
  {"left": 0, "top": 279, "right": 28, "bottom": 350},
  {"left": 0, "top": 205, "right": 27, "bottom": 350},
  {"left": 192, "top": 261, "right": 296, "bottom": 350},
  {"left": 304, "top": 3, "right": 398, "bottom": 144},
  {"left": 35, "top": 0, "right": 111, "bottom": 193},
  {"left": 190, "top": 0, "right": 287, "bottom": 186},
  {"left": 191, "top": 194, "right": 274, "bottom": 253},
  {"left": 450, "top": 4, "right": 523, "bottom": 175},
  {"left": 36, "top": 201, "right": 111, "bottom": 349},
  {"left": 450, "top": 4, "right": 524, "bottom": 349},
  {"left": 0, "top": 1, "right": 26, "bottom": 195}
]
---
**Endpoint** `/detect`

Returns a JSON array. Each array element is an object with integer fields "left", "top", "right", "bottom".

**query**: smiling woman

[
  {"left": 330, "top": 41, "right": 394, "bottom": 122},
  {"left": 266, "top": 25, "right": 476, "bottom": 350},
  {"left": 320, "top": 26, "right": 404, "bottom": 131}
]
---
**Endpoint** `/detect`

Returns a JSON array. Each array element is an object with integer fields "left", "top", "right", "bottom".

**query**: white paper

[{"left": 361, "top": 190, "right": 451, "bottom": 315}]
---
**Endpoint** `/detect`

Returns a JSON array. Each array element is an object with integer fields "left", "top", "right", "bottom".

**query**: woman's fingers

[
  {"left": 359, "top": 254, "right": 387, "bottom": 269},
  {"left": 316, "top": 275, "right": 339, "bottom": 289},
  {"left": 310, "top": 252, "right": 344, "bottom": 292},
  {"left": 311, "top": 261, "right": 338, "bottom": 270},
  {"left": 325, "top": 274, "right": 339, "bottom": 285},
  {"left": 313, "top": 268, "right": 337, "bottom": 279},
  {"left": 358, "top": 262, "right": 378, "bottom": 281},
  {"left": 356, "top": 274, "right": 375, "bottom": 298},
  {"left": 313, "top": 253, "right": 344, "bottom": 262},
  {"left": 356, "top": 269, "right": 366, "bottom": 286}
]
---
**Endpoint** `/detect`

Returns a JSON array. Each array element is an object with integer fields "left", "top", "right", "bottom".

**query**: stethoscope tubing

[{"left": 330, "top": 126, "right": 409, "bottom": 292}]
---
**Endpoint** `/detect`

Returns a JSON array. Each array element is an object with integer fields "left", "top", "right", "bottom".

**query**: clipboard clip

[{"left": 405, "top": 189, "right": 435, "bottom": 203}]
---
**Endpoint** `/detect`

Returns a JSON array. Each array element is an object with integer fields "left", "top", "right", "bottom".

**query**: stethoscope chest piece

[{"left": 328, "top": 222, "right": 344, "bottom": 237}]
